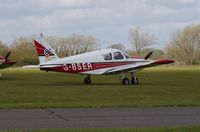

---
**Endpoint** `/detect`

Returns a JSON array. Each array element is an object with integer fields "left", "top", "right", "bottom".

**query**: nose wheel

[{"left": 84, "top": 75, "right": 91, "bottom": 84}]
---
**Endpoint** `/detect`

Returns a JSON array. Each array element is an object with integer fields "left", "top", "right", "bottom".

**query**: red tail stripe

[{"left": 34, "top": 40, "right": 54, "bottom": 56}]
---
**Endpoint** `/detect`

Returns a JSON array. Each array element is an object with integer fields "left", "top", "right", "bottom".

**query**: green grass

[
  {"left": 0, "top": 66, "right": 200, "bottom": 108},
  {"left": 8, "top": 126, "right": 200, "bottom": 132}
]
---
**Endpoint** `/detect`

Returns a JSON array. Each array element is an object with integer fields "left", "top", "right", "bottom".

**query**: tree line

[{"left": 0, "top": 24, "right": 200, "bottom": 66}]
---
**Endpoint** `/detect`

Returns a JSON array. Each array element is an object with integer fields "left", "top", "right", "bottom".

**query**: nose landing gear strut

[{"left": 84, "top": 74, "right": 92, "bottom": 84}]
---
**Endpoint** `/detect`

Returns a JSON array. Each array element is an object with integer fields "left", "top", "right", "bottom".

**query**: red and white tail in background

[{"left": 34, "top": 35, "right": 59, "bottom": 64}]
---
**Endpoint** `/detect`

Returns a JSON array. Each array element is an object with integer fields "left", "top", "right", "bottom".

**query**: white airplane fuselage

[
  {"left": 31, "top": 36, "right": 174, "bottom": 85},
  {"left": 39, "top": 49, "right": 146, "bottom": 75}
]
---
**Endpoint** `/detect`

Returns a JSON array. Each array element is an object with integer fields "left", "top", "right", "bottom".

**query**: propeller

[
  {"left": 5, "top": 51, "right": 11, "bottom": 61},
  {"left": 144, "top": 51, "right": 153, "bottom": 60}
]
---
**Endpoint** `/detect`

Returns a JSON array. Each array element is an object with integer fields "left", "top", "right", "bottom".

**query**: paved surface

[{"left": 0, "top": 107, "right": 200, "bottom": 130}]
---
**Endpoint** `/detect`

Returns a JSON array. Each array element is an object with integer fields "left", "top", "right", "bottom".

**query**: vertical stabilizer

[{"left": 33, "top": 35, "right": 59, "bottom": 64}]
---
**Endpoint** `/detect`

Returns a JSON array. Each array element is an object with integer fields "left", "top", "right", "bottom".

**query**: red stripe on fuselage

[{"left": 40, "top": 61, "right": 136, "bottom": 73}]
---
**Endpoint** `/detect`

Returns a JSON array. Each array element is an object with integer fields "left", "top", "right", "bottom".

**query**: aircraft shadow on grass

[{"left": 34, "top": 82, "right": 121, "bottom": 87}]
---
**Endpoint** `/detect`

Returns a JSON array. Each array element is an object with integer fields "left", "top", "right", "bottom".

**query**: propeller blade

[
  {"left": 144, "top": 51, "right": 153, "bottom": 60},
  {"left": 5, "top": 51, "right": 11, "bottom": 60}
]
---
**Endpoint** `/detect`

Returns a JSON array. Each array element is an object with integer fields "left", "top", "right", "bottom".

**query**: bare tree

[
  {"left": 0, "top": 41, "right": 8, "bottom": 55},
  {"left": 10, "top": 37, "right": 38, "bottom": 65},
  {"left": 7, "top": 34, "right": 99, "bottom": 65},
  {"left": 127, "top": 48, "right": 164, "bottom": 59},
  {"left": 38, "top": 34, "right": 99, "bottom": 57},
  {"left": 129, "top": 27, "right": 156, "bottom": 55},
  {"left": 165, "top": 24, "right": 200, "bottom": 65},
  {"left": 57, "top": 34, "right": 99, "bottom": 57},
  {"left": 142, "top": 48, "right": 164, "bottom": 59},
  {"left": 108, "top": 43, "right": 126, "bottom": 51}
]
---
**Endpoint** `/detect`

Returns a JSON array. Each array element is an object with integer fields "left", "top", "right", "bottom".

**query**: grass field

[
  {"left": 0, "top": 66, "right": 200, "bottom": 108},
  {"left": 9, "top": 126, "right": 200, "bottom": 132}
]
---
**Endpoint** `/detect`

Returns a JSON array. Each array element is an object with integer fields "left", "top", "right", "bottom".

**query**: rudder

[{"left": 34, "top": 35, "right": 59, "bottom": 64}]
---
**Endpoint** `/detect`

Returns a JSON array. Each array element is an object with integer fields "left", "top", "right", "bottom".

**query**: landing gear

[
  {"left": 122, "top": 78, "right": 130, "bottom": 85},
  {"left": 131, "top": 74, "right": 139, "bottom": 85},
  {"left": 84, "top": 75, "right": 91, "bottom": 84},
  {"left": 120, "top": 72, "right": 139, "bottom": 85},
  {"left": 120, "top": 73, "right": 129, "bottom": 85}
]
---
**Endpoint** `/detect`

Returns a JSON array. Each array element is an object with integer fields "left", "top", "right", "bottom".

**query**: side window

[
  {"left": 103, "top": 53, "right": 112, "bottom": 60},
  {"left": 113, "top": 52, "right": 124, "bottom": 60}
]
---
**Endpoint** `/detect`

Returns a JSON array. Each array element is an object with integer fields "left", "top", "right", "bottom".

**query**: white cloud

[
  {"left": 56, "top": 0, "right": 92, "bottom": 7},
  {"left": 0, "top": 0, "right": 200, "bottom": 49}
]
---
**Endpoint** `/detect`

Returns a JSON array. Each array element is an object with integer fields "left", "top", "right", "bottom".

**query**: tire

[
  {"left": 131, "top": 76, "right": 139, "bottom": 85},
  {"left": 122, "top": 78, "right": 130, "bottom": 85},
  {"left": 84, "top": 77, "right": 91, "bottom": 84}
]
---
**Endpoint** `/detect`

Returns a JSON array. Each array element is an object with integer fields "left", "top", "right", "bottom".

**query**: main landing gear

[
  {"left": 84, "top": 74, "right": 92, "bottom": 84},
  {"left": 121, "top": 73, "right": 139, "bottom": 85},
  {"left": 83, "top": 73, "right": 139, "bottom": 85}
]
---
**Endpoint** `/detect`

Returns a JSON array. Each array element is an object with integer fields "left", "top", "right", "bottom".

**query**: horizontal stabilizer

[{"left": 22, "top": 65, "right": 40, "bottom": 68}]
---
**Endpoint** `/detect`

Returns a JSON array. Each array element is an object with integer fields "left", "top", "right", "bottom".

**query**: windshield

[{"left": 123, "top": 53, "right": 130, "bottom": 59}]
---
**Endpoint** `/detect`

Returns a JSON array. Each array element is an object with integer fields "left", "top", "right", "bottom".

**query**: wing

[
  {"left": 22, "top": 65, "right": 40, "bottom": 68},
  {"left": 22, "top": 64, "right": 62, "bottom": 69},
  {"left": 103, "top": 59, "right": 175, "bottom": 74}
]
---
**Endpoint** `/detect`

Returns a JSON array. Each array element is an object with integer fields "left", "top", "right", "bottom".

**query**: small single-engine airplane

[
  {"left": 27, "top": 35, "right": 174, "bottom": 85},
  {"left": 0, "top": 51, "right": 16, "bottom": 76}
]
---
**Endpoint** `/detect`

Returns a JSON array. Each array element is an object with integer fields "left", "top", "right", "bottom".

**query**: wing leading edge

[{"left": 103, "top": 59, "right": 175, "bottom": 74}]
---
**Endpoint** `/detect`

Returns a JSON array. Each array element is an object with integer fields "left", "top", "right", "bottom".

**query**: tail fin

[{"left": 33, "top": 35, "right": 59, "bottom": 64}]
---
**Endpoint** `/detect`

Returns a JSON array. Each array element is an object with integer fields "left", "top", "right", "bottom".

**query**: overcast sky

[{"left": 0, "top": 0, "right": 200, "bottom": 49}]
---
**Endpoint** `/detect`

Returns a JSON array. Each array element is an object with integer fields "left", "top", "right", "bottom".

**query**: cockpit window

[
  {"left": 124, "top": 53, "right": 130, "bottom": 59},
  {"left": 113, "top": 52, "right": 124, "bottom": 60},
  {"left": 103, "top": 53, "right": 112, "bottom": 60}
]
